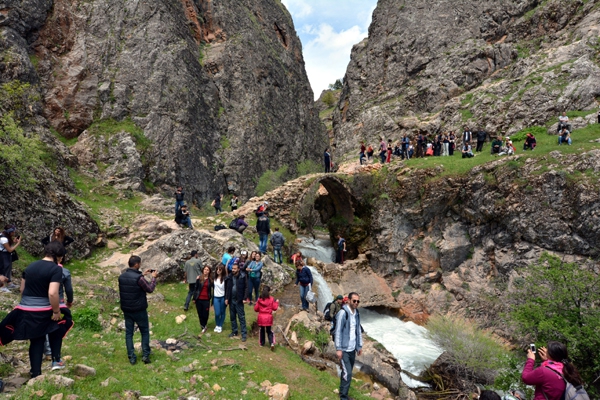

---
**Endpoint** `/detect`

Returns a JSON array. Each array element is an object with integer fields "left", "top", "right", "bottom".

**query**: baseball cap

[
  {"left": 240, "top": 250, "right": 248, "bottom": 256},
  {"left": 336, "top": 295, "right": 343, "bottom": 300}
]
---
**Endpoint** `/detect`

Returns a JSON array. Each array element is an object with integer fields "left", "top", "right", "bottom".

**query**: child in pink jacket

[{"left": 254, "top": 285, "right": 279, "bottom": 350}]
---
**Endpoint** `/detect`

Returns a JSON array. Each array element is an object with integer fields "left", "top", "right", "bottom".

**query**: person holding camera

[
  {"left": 118, "top": 256, "right": 157, "bottom": 365},
  {"left": 522, "top": 341, "right": 585, "bottom": 400},
  {"left": 0, "top": 225, "right": 21, "bottom": 290},
  {"left": 175, "top": 204, "right": 193, "bottom": 229}
]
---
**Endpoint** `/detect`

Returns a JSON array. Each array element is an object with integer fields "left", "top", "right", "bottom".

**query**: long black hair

[
  {"left": 547, "top": 341, "right": 584, "bottom": 386},
  {"left": 44, "top": 241, "right": 66, "bottom": 264},
  {"left": 260, "top": 285, "right": 271, "bottom": 300}
]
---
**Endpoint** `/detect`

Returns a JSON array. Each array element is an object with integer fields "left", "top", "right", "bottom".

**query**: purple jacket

[{"left": 522, "top": 359, "right": 566, "bottom": 400}]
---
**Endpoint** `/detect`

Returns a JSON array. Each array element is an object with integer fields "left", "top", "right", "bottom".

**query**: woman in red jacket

[
  {"left": 522, "top": 341, "right": 584, "bottom": 400},
  {"left": 254, "top": 285, "right": 279, "bottom": 351}
]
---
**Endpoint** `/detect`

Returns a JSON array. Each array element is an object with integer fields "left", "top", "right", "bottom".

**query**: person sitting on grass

[
  {"left": 498, "top": 137, "right": 515, "bottom": 156},
  {"left": 558, "top": 127, "right": 572, "bottom": 145},
  {"left": 491, "top": 136, "right": 503, "bottom": 155},
  {"left": 461, "top": 141, "right": 474, "bottom": 158},
  {"left": 523, "top": 132, "right": 537, "bottom": 151}
]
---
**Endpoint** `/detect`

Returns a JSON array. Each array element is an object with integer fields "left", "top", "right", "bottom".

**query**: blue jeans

[
  {"left": 181, "top": 216, "right": 192, "bottom": 228},
  {"left": 175, "top": 200, "right": 185, "bottom": 213},
  {"left": 299, "top": 284, "right": 309, "bottom": 310},
  {"left": 259, "top": 233, "right": 268, "bottom": 254},
  {"left": 248, "top": 277, "right": 261, "bottom": 302},
  {"left": 124, "top": 310, "right": 151, "bottom": 361},
  {"left": 213, "top": 296, "right": 226, "bottom": 328},
  {"left": 273, "top": 247, "right": 282, "bottom": 264},
  {"left": 229, "top": 300, "right": 247, "bottom": 339},
  {"left": 339, "top": 350, "right": 357, "bottom": 399}
]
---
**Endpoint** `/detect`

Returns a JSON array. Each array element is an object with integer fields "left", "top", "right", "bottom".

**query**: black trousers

[
  {"left": 259, "top": 326, "right": 274, "bottom": 346},
  {"left": 476, "top": 140, "right": 484, "bottom": 152},
  {"left": 30, "top": 330, "right": 62, "bottom": 377},
  {"left": 195, "top": 299, "right": 210, "bottom": 329}
]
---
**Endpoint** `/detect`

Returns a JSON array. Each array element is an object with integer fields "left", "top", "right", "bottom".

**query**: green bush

[
  {"left": 296, "top": 159, "right": 321, "bottom": 176},
  {"left": 322, "top": 91, "right": 336, "bottom": 108},
  {"left": 427, "top": 315, "right": 507, "bottom": 380},
  {"left": 509, "top": 253, "right": 600, "bottom": 395},
  {"left": 511, "top": 125, "right": 547, "bottom": 142},
  {"left": 255, "top": 165, "right": 288, "bottom": 196},
  {"left": 73, "top": 306, "right": 103, "bottom": 332}
]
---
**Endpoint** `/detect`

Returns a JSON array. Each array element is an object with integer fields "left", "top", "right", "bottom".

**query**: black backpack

[
  {"left": 323, "top": 302, "right": 333, "bottom": 321},
  {"left": 228, "top": 219, "right": 238, "bottom": 229},
  {"left": 214, "top": 224, "right": 227, "bottom": 231},
  {"left": 329, "top": 307, "right": 364, "bottom": 335}
]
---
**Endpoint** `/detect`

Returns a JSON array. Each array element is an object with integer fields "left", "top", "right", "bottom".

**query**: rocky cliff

[
  {"left": 332, "top": 0, "right": 600, "bottom": 156},
  {"left": 33, "top": 0, "right": 326, "bottom": 201},
  {"left": 0, "top": 0, "right": 99, "bottom": 257}
]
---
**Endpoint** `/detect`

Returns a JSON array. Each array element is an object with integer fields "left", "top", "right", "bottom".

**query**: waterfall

[{"left": 297, "top": 236, "right": 443, "bottom": 388}]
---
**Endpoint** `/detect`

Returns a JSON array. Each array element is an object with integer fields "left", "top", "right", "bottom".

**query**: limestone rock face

[
  {"left": 0, "top": 0, "right": 100, "bottom": 257},
  {"left": 332, "top": 0, "right": 600, "bottom": 157},
  {"left": 33, "top": 0, "right": 326, "bottom": 201}
]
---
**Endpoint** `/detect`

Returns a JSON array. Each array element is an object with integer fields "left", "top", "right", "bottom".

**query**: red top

[
  {"left": 522, "top": 359, "right": 566, "bottom": 400},
  {"left": 254, "top": 296, "right": 279, "bottom": 327},
  {"left": 198, "top": 279, "right": 210, "bottom": 300}
]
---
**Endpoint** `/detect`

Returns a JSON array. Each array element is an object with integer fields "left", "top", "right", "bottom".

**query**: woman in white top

[
  {"left": 212, "top": 264, "right": 227, "bottom": 333},
  {"left": 0, "top": 225, "right": 21, "bottom": 290}
]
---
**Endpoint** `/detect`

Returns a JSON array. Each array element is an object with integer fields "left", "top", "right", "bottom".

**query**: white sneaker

[
  {"left": 213, "top": 326, "right": 218, "bottom": 332},
  {"left": 201, "top": 326, "right": 207, "bottom": 334},
  {"left": 217, "top": 326, "right": 222, "bottom": 333},
  {"left": 0, "top": 287, "right": 10, "bottom": 293}
]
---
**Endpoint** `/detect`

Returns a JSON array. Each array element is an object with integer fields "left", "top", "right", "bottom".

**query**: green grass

[
  {"left": 403, "top": 122, "right": 600, "bottom": 179},
  {"left": 87, "top": 118, "right": 151, "bottom": 153}
]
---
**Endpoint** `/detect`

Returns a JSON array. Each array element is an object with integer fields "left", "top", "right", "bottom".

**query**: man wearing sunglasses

[{"left": 334, "top": 292, "right": 363, "bottom": 400}]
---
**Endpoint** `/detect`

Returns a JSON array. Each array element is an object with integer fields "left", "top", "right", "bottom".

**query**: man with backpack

[
  {"left": 324, "top": 295, "right": 344, "bottom": 339},
  {"left": 334, "top": 292, "right": 363, "bottom": 400}
]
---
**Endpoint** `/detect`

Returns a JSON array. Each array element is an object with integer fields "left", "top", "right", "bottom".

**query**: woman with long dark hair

[
  {"left": 212, "top": 264, "right": 227, "bottom": 333},
  {"left": 0, "top": 241, "right": 74, "bottom": 376},
  {"left": 522, "top": 341, "right": 585, "bottom": 400},
  {"left": 194, "top": 265, "right": 213, "bottom": 334},
  {"left": 40, "top": 227, "right": 74, "bottom": 248},
  {"left": 0, "top": 225, "right": 21, "bottom": 290}
]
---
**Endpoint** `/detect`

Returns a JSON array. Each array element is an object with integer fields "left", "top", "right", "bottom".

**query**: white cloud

[
  {"left": 303, "top": 23, "right": 368, "bottom": 98},
  {"left": 281, "top": 0, "right": 313, "bottom": 18}
]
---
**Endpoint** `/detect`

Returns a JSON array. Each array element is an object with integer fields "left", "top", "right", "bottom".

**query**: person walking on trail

[
  {"left": 294, "top": 258, "right": 313, "bottom": 312},
  {"left": 336, "top": 234, "right": 346, "bottom": 264},
  {"left": 118, "top": 255, "right": 158, "bottom": 365},
  {"left": 324, "top": 148, "right": 332, "bottom": 173},
  {"left": 254, "top": 285, "right": 279, "bottom": 351},
  {"left": 334, "top": 292, "right": 363, "bottom": 400},
  {"left": 174, "top": 186, "right": 185, "bottom": 214},
  {"left": 270, "top": 227, "right": 285, "bottom": 264},
  {"left": 256, "top": 212, "right": 270, "bottom": 255},
  {"left": 183, "top": 250, "right": 202, "bottom": 311},
  {"left": 212, "top": 193, "right": 223, "bottom": 215},
  {"left": 225, "top": 262, "right": 247, "bottom": 342}
]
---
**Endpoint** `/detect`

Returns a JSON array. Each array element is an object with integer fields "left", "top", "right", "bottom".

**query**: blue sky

[{"left": 281, "top": 0, "right": 378, "bottom": 99}]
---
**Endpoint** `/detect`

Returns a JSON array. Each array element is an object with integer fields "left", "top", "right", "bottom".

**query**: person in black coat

[
  {"left": 475, "top": 129, "right": 487, "bottom": 152},
  {"left": 40, "top": 227, "right": 74, "bottom": 248},
  {"left": 224, "top": 263, "right": 247, "bottom": 341}
]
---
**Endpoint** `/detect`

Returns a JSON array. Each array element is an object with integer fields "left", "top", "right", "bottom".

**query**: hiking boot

[
  {"left": 228, "top": 332, "right": 238, "bottom": 338},
  {"left": 129, "top": 357, "right": 137, "bottom": 365},
  {"left": 142, "top": 357, "right": 151, "bottom": 364},
  {"left": 51, "top": 360, "right": 65, "bottom": 371}
]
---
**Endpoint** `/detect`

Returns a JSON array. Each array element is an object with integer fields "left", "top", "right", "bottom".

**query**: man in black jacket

[
  {"left": 256, "top": 213, "right": 270, "bottom": 254},
  {"left": 225, "top": 263, "right": 247, "bottom": 342},
  {"left": 475, "top": 129, "right": 487, "bottom": 152},
  {"left": 118, "top": 256, "right": 158, "bottom": 365}
]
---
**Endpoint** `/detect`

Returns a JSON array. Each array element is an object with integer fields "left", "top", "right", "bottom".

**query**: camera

[
  {"left": 148, "top": 269, "right": 156, "bottom": 273},
  {"left": 530, "top": 344, "right": 536, "bottom": 353}
]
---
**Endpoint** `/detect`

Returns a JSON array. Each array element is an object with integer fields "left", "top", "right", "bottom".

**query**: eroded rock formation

[{"left": 331, "top": 0, "right": 600, "bottom": 156}]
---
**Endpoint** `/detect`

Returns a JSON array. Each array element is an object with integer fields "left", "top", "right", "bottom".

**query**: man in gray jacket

[
  {"left": 334, "top": 292, "right": 363, "bottom": 400},
  {"left": 183, "top": 250, "right": 202, "bottom": 311},
  {"left": 269, "top": 227, "right": 285, "bottom": 264}
]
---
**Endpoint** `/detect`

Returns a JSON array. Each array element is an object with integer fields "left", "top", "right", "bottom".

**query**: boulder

[
  {"left": 73, "top": 364, "right": 97, "bottom": 377},
  {"left": 268, "top": 383, "right": 290, "bottom": 400},
  {"left": 27, "top": 374, "right": 74, "bottom": 387}
]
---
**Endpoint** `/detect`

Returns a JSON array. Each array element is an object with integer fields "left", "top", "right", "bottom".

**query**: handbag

[
  {"left": 306, "top": 285, "right": 316, "bottom": 304},
  {"left": 211, "top": 200, "right": 216, "bottom": 207},
  {"left": 10, "top": 251, "right": 18, "bottom": 262}
]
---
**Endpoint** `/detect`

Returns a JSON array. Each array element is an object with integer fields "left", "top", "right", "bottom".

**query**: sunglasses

[{"left": 352, "top": 300, "right": 360, "bottom": 304}]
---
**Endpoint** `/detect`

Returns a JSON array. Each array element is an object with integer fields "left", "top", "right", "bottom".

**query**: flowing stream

[{"left": 297, "top": 236, "right": 442, "bottom": 387}]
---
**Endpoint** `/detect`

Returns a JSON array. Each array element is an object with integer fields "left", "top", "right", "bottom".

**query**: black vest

[{"left": 118, "top": 268, "right": 148, "bottom": 313}]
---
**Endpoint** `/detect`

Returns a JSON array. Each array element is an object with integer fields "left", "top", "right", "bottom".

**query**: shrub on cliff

[
  {"left": 426, "top": 315, "right": 507, "bottom": 383},
  {"left": 510, "top": 253, "right": 600, "bottom": 395},
  {"left": 255, "top": 165, "right": 289, "bottom": 196}
]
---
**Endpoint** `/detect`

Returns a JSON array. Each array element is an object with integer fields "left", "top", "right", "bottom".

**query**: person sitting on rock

[
  {"left": 491, "top": 136, "right": 503, "bottom": 155},
  {"left": 175, "top": 204, "right": 193, "bottom": 229},
  {"left": 523, "top": 132, "right": 537, "bottom": 151},
  {"left": 461, "top": 141, "right": 474, "bottom": 158},
  {"left": 558, "top": 127, "right": 572, "bottom": 145},
  {"left": 235, "top": 215, "right": 248, "bottom": 234},
  {"left": 557, "top": 112, "right": 569, "bottom": 133}
]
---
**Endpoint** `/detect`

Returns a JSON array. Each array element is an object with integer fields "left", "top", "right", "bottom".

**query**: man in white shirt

[
  {"left": 334, "top": 292, "right": 363, "bottom": 400},
  {"left": 558, "top": 112, "right": 569, "bottom": 133}
]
